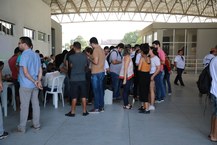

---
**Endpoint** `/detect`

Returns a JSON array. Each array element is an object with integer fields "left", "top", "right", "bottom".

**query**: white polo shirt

[
  {"left": 210, "top": 56, "right": 217, "bottom": 97},
  {"left": 203, "top": 54, "right": 215, "bottom": 67},
  {"left": 174, "top": 55, "right": 185, "bottom": 69},
  {"left": 135, "top": 53, "right": 141, "bottom": 66}
]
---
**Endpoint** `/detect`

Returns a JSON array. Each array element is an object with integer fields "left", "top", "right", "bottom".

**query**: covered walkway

[{"left": 1, "top": 74, "right": 214, "bottom": 145}]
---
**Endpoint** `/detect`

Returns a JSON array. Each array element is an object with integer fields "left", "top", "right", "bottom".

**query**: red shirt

[
  {"left": 165, "top": 58, "right": 171, "bottom": 72},
  {"left": 8, "top": 55, "right": 19, "bottom": 80}
]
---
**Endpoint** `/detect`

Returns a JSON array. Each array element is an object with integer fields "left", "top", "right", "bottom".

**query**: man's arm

[
  {"left": 88, "top": 49, "right": 99, "bottom": 65},
  {"left": 22, "top": 66, "right": 36, "bottom": 83},
  {"left": 111, "top": 51, "right": 122, "bottom": 65},
  {"left": 22, "top": 66, "right": 43, "bottom": 89}
]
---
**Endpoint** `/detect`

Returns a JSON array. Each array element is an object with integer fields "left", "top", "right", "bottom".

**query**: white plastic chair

[
  {"left": 44, "top": 75, "right": 65, "bottom": 108},
  {"left": 0, "top": 82, "right": 16, "bottom": 117}
]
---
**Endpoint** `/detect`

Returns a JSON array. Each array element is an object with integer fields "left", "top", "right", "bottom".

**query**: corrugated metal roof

[{"left": 42, "top": 0, "right": 217, "bottom": 23}]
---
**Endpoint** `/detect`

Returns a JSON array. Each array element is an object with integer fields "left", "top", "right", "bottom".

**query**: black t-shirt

[{"left": 67, "top": 53, "right": 88, "bottom": 81}]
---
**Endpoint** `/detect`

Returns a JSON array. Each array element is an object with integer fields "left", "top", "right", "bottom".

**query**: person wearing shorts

[{"left": 65, "top": 42, "right": 89, "bottom": 117}]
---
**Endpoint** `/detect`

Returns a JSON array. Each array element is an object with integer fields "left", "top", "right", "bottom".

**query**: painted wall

[
  {"left": 0, "top": 0, "right": 51, "bottom": 61},
  {"left": 0, "top": 0, "right": 54, "bottom": 74},
  {"left": 197, "top": 29, "right": 217, "bottom": 59},
  {"left": 51, "top": 20, "right": 62, "bottom": 55}
]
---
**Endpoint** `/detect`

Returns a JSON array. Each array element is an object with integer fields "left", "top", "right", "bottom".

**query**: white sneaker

[
  {"left": 149, "top": 105, "right": 155, "bottom": 110},
  {"left": 168, "top": 93, "right": 172, "bottom": 96},
  {"left": 160, "top": 99, "right": 165, "bottom": 103},
  {"left": 155, "top": 100, "right": 161, "bottom": 104}
]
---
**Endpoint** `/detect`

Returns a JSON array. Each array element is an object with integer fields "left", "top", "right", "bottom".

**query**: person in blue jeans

[
  {"left": 109, "top": 43, "right": 124, "bottom": 100},
  {"left": 87, "top": 37, "right": 105, "bottom": 113},
  {"left": 164, "top": 55, "right": 172, "bottom": 95},
  {"left": 152, "top": 40, "right": 166, "bottom": 102},
  {"left": 119, "top": 45, "right": 134, "bottom": 109}
]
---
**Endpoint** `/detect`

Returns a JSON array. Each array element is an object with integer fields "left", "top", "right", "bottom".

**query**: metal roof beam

[
  {"left": 67, "top": 0, "right": 79, "bottom": 14},
  {"left": 124, "top": 0, "right": 133, "bottom": 12},
  {"left": 195, "top": 0, "right": 201, "bottom": 16},
  {"left": 169, "top": 0, "right": 177, "bottom": 13},
  {"left": 178, "top": 0, "right": 185, "bottom": 14},
  {"left": 210, "top": 0, "right": 216, "bottom": 17},
  {"left": 118, "top": 0, "right": 124, "bottom": 12},
  {"left": 101, "top": 0, "right": 109, "bottom": 11},
  {"left": 138, "top": 0, "right": 147, "bottom": 12},
  {"left": 84, "top": 0, "right": 93, "bottom": 13},
  {"left": 184, "top": 0, "right": 194, "bottom": 14},
  {"left": 200, "top": 0, "right": 211, "bottom": 15},
  {"left": 134, "top": 0, "right": 140, "bottom": 12}
]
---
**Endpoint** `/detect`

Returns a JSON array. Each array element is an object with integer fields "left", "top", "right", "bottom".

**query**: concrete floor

[{"left": 1, "top": 74, "right": 216, "bottom": 145}]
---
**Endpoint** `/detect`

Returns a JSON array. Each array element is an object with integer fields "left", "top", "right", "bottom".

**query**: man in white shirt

[
  {"left": 209, "top": 56, "right": 217, "bottom": 142},
  {"left": 174, "top": 49, "right": 185, "bottom": 86},
  {"left": 203, "top": 47, "right": 217, "bottom": 67}
]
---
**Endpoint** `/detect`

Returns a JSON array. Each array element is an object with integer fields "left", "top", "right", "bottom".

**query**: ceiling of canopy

[{"left": 42, "top": 0, "right": 217, "bottom": 23}]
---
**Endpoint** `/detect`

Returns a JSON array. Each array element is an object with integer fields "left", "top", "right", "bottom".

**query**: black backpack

[
  {"left": 106, "top": 50, "right": 119, "bottom": 66},
  {"left": 196, "top": 61, "right": 212, "bottom": 95}
]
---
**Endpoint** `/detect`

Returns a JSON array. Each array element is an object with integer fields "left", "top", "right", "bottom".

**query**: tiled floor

[{"left": 1, "top": 74, "right": 216, "bottom": 145}]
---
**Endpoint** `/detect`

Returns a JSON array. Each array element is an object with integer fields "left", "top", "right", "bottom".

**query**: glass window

[
  {"left": 38, "top": 31, "right": 46, "bottom": 41},
  {"left": 162, "top": 43, "right": 173, "bottom": 56},
  {"left": 48, "top": 35, "right": 50, "bottom": 42},
  {"left": 163, "top": 29, "right": 173, "bottom": 42},
  {"left": 146, "top": 34, "right": 152, "bottom": 45},
  {"left": 154, "top": 32, "right": 157, "bottom": 40},
  {"left": 186, "top": 43, "right": 197, "bottom": 59},
  {"left": 175, "top": 29, "right": 185, "bottom": 42},
  {"left": 187, "top": 29, "right": 197, "bottom": 42},
  {"left": 0, "top": 20, "right": 13, "bottom": 35},
  {"left": 143, "top": 36, "right": 146, "bottom": 43},
  {"left": 174, "top": 43, "right": 185, "bottom": 54},
  {"left": 23, "top": 28, "right": 35, "bottom": 39}
]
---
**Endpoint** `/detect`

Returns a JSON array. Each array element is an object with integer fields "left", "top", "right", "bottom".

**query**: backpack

[
  {"left": 106, "top": 50, "right": 119, "bottom": 66},
  {"left": 196, "top": 62, "right": 212, "bottom": 95},
  {"left": 132, "top": 50, "right": 139, "bottom": 71}
]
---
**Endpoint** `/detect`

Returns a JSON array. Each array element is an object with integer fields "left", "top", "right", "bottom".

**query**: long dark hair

[
  {"left": 123, "top": 44, "right": 131, "bottom": 56},
  {"left": 140, "top": 43, "right": 150, "bottom": 55},
  {"left": 150, "top": 46, "right": 159, "bottom": 57}
]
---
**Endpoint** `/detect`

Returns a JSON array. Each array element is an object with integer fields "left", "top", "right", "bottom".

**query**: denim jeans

[
  {"left": 110, "top": 72, "right": 121, "bottom": 99},
  {"left": 164, "top": 73, "right": 172, "bottom": 93},
  {"left": 211, "top": 94, "right": 217, "bottom": 116},
  {"left": 122, "top": 79, "right": 132, "bottom": 106},
  {"left": 91, "top": 72, "right": 105, "bottom": 109},
  {"left": 161, "top": 71, "right": 166, "bottom": 97},
  {"left": 0, "top": 103, "right": 4, "bottom": 135},
  {"left": 154, "top": 71, "right": 166, "bottom": 101}
]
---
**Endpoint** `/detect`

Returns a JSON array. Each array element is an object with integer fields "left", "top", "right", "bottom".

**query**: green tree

[
  {"left": 64, "top": 43, "right": 70, "bottom": 50},
  {"left": 70, "top": 35, "right": 88, "bottom": 50},
  {"left": 122, "top": 31, "right": 141, "bottom": 46}
]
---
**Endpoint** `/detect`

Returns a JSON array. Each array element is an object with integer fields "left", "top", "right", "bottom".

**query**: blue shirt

[{"left": 19, "top": 49, "right": 41, "bottom": 88}]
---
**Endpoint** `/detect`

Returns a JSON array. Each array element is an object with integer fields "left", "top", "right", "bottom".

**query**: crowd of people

[{"left": 0, "top": 36, "right": 217, "bottom": 143}]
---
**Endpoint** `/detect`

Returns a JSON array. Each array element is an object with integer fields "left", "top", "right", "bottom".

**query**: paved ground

[{"left": 1, "top": 74, "right": 216, "bottom": 145}]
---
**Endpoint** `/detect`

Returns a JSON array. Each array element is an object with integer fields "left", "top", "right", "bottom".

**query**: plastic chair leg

[
  {"left": 44, "top": 92, "right": 48, "bottom": 107},
  {"left": 53, "top": 93, "right": 58, "bottom": 109},
  {"left": 60, "top": 93, "right": 64, "bottom": 107}
]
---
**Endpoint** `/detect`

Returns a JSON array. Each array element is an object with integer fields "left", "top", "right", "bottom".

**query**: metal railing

[{"left": 169, "top": 57, "right": 204, "bottom": 74}]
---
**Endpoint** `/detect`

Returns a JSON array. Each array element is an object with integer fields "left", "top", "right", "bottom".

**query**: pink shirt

[{"left": 158, "top": 48, "right": 165, "bottom": 71}]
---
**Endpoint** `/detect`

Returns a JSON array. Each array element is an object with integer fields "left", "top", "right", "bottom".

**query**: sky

[{"left": 62, "top": 21, "right": 151, "bottom": 45}]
